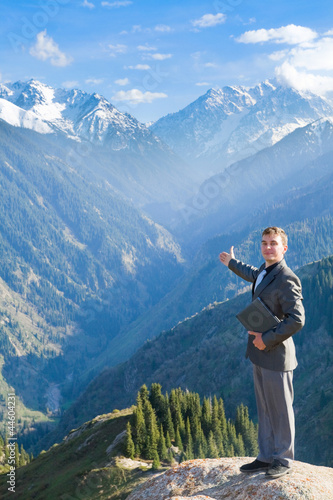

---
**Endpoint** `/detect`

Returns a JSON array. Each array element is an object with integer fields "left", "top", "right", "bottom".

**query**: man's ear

[{"left": 283, "top": 245, "right": 288, "bottom": 254}]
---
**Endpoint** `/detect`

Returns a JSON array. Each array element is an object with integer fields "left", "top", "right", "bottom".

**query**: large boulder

[{"left": 127, "top": 457, "right": 333, "bottom": 499}]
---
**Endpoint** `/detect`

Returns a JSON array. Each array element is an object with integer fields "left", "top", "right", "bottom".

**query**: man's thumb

[{"left": 230, "top": 246, "right": 235, "bottom": 258}]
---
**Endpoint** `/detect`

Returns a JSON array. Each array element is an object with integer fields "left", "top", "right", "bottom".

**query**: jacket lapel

[{"left": 252, "top": 259, "right": 286, "bottom": 300}]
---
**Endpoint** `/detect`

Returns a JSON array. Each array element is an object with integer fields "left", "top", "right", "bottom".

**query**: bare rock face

[{"left": 127, "top": 457, "right": 333, "bottom": 500}]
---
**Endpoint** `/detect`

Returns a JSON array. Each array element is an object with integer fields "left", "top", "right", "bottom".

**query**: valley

[{"left": 0, "top": 78, "right": 331, "bottom": 476}]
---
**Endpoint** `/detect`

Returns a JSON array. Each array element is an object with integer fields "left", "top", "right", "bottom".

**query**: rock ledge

[{"left": 127, "top": 457, "right": 333, "bottom": 500}]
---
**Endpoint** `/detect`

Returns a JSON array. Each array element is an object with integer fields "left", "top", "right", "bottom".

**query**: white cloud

[
  {"left": 154, "top": 24, "right": 173, "bottom": 32},
  {"left": 114, "top": 77, "right": 129, "bottom": 85},
  {"left": 30, "top": 30, "right": 73, "bottom": 67},
  {"left": 287, "top": 37, "right": 333, "bottom": 71},
  {"left": 86, "top": 78, "right": 104, "bottom": 85},
  {"left": 137, "top": 44, "right": 157, "bottom": 51},
  {"left": 107, "top": 44, "right": 127, "bottom": 57},
  {"left": 274, "top": 37, "right": 333, "bottom": 95},
  {"left": 131, "top": 24, "right": 172, "bottom": 34},
  {"left": 192, "top": 13, "right": 226, "bottom": 29},
  {"left": 127, "top": 64, "right": 151, "bottom": 70},
  {"left": 101, "top": 1, "right": 132, "bottom": 7},
  {"left": 236, "top": 24, "right": 317, "bottom": 45},
  {"left": 196, "top": 82, "right": 210, "bottom": 86},
  {"left": 275, "top": 61, "right": 333, "bottom": 94},
  {"left": 269, "top": 49, "right": 289, "bottom": 61},
  {"left": 82, "top": 0, "right": 95, "bottom": 8},
  {"left": 146, "top": 53, "right": 172, "bottom": 61},
  {"left": 132, "top": 25, "right": 143, "bottom": 33},
  {"left": 234, "top": 23, "right": 333, "bottom": 96},
  {"left": 62, "top": 80, "right": 79, "bottom": 88},
  {"left": 111, "top": 89, "right": 167, "bottom": 104}
]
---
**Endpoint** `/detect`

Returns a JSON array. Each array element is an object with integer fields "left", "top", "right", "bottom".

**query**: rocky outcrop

[{"left": 127, "top": 457, "right": 333, "bottom": 499}]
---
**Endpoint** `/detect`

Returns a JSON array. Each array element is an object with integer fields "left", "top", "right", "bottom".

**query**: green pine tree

[
  {"left": 149, "top": 383, "right": 165, "bottom": 422},
  {"left": 165, "top": 430, "right": 172, "bottom": 449},
  {"left": 165, "top": 406, "right": 175, "bottom": 440},
  {"left": 201, "top": 397, "right": 212, "bottom": 436},
  {"left": 132, "top": 393, "right": 146, "bottom": 457},
  {"left": 152, "top": 450, "right": 161, "bottom": 470},
  {"left": 126, "top": 422, "right": 135, "bottom": 459},
  {"left": 212, "top": 396, "right": 224, "bottom": 456},
  {"left": 207, "top": 431, "right": 219, "bottom": 458},
  {"left": 15, "top": 443, "right": 19, "bottom": 467},
  {"left": 158, "top": 424, "right": 168, "bottom": 460},
  {"left": 139, "top": 384, "right": 149, "bottom": 405},
  {"left": 175, "top": 427, "right": 183, "bottom": 451},
  {"left": 143, "top": 400, "right": 159, "bottom": 460},
  {"left": 235, "top": 434, "right": 246, "bottom": 456},
  {"left": 184, "top": 417, "right": 194, "bottom": 460},
  {"left": 218, "top": 398, "right": 227, "bottom": 432},
  {"left": 166, "top": 448, "right": 175, "bottom": 465}
]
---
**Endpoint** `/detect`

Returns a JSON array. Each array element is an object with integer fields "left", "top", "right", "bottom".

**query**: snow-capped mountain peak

[
  {"left": 150, "top": 80, "right": 333, "bottom": 179},
  {"left": 0, "top": 79, "right": 151, "bottom": 148}
]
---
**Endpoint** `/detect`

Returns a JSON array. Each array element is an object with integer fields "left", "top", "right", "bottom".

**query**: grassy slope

[{"left": 0, "top": 409, "right": 160, "bottom": 500}]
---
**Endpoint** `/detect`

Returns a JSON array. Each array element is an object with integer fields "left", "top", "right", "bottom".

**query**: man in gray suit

[{"left": 219, "top": 226, "right": 305, "bottom": 478}]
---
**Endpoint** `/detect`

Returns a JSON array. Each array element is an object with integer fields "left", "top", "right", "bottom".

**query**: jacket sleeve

[
  {"left": 262, "top": 274, "right": 305, "bottom": 349},
  {"left": 228, "top": 258, "right": 260, "bottom": 283}
]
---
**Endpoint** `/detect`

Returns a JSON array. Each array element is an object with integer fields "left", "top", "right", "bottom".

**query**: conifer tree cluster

[
  {"left": 0, "top": 434, "right": 32, "bottom": 470},
  {"left": 125, "top": 384, "right": 258, "bottom": 466}
]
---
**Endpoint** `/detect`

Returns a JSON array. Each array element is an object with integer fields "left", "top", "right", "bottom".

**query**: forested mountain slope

[
  {"left": 0, "top": 120, "right": 185, "bottom": 428},
  {"left": 44, "top": 255, "right": 333, "bottom": 466}
]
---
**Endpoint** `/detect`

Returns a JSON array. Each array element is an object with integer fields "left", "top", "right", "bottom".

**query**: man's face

[{"left": 261, "top": 233, "right": 288, "bottom": 266}]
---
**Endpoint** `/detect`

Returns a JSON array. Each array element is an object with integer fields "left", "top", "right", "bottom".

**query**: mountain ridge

[
  {"left": 151, "top": 81, "right": 333, "bottom": 179},
  {"left": 41, "top": 255, "right": 333, "bottom": 467},
  {"left": 0, "top": 79, "right": 152, "bottom": 147}
]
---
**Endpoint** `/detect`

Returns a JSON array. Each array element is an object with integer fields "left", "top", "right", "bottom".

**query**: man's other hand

[
  {"left": 248, "top": 331, "right": 266, "bottom": 350},
  {"left": 219, "top": 246, "right": 235, "bottom": 267}
]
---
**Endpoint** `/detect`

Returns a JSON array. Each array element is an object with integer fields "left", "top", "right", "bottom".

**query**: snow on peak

[
  {"left": 150, "top": 80, "right": 333, "bottom": 177},
  {"left": 0, "top": 98, "right": 52, "bottom": 134},
  {"left": 0, "top": 79, "right": 149, "bottom": 147}
]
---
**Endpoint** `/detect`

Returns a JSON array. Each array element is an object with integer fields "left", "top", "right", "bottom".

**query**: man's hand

[
  {"left": 248, "top": 331, "right": 266, "bottom": 350},
  {"left": 219, "top": 246, "right": 235, "bottom": 267}
]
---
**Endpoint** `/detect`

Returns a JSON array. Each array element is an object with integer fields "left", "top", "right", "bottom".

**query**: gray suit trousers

[{"left": 253, "top": 365, "right": 295, "bottom": 468}]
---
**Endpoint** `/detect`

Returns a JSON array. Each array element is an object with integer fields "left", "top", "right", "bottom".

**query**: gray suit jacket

[{"left": 229, "top": 257, "right": 305, "bottom": 371}]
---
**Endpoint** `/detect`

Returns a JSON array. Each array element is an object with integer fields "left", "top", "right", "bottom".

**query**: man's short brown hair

[{"left": 262, "top": 226, "right": 288, "bottom": 246}]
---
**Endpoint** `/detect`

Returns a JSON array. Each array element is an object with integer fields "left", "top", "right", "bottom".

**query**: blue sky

[{"left": 1, "top": 0, "right": 333, "bottom": 122}]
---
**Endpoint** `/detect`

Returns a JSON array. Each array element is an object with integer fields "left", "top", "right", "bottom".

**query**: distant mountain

[
  {"left": 55, "top": 136, "right": 333, "bottom": 378},
  {"left": 0, "top": 80, "right": 194, "bottom": 216},
  {"left": 0, "top": 120, "right": 186, "bottom": 428},
  {"left": 46, "top": 255, "right": 333, "bottom": 467},
  {"left": 0, "top": 79, "right": 160, "bottom": 147},
  {"left": 150, "top": 81, "right": 333, "bottom": 180},
  {"left": 92, "top": 211, "right": 333, "bottom": 373},
  {"left": 171, "top": 117, "right": 333, "bottom": 248}
]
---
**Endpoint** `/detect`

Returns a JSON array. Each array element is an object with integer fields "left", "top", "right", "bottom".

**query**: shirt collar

[{"left": 264, "top": 257, "right": 284, "bottom": 275}]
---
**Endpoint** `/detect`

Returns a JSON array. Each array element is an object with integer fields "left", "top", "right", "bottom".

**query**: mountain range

[
  {"left": 0, "top": 77, "right": 332, "bottom": 471},
  {"left": 0, "top": 79, "right": 194, "bottom": 216},
  {"left": 171, "top": 116, "right": 333, "bottom": 250},
  {"left": 150, "top": 80, "right": 333, "bottom": 180},
  {"left": 0, "top": 79, "right": 160, "bottom": 146}
]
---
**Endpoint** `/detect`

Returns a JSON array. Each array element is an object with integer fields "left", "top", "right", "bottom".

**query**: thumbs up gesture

[{"left": 219, "top": 246, "right": 235, "bottom": 267}]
